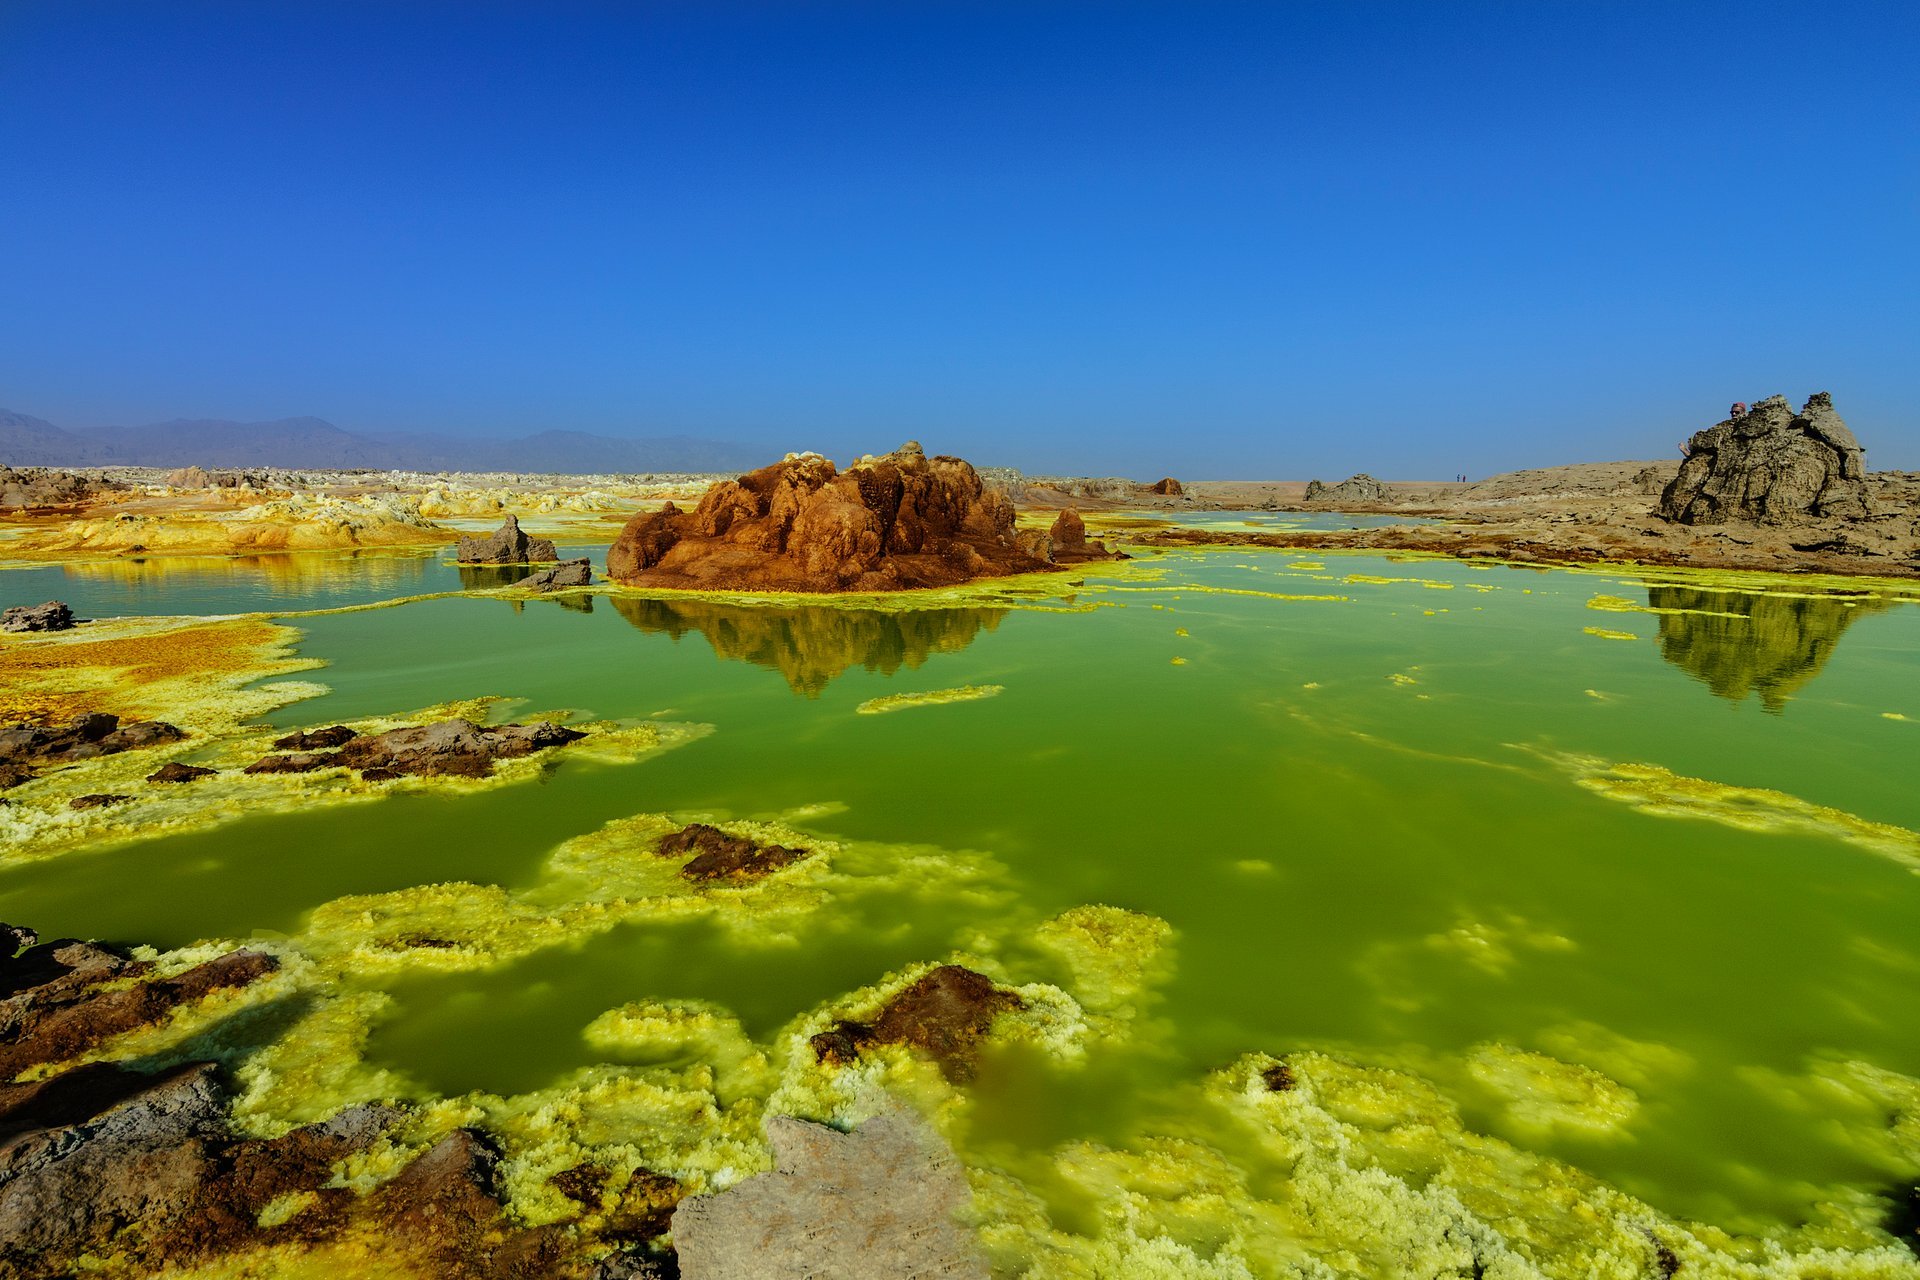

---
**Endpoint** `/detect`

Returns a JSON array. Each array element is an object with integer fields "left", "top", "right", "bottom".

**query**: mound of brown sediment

[{"left": 606, "top": 442, "right": 1120, "bottom": 592}]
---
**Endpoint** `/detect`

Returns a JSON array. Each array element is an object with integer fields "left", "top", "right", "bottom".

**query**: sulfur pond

[{"left": 3, "top": 527, "right": 1919, "bottom": 1277}]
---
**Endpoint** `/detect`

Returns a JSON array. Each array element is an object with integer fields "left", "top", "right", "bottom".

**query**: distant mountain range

[{"left": 0, "top": 408, "right": 763, "bottom": 474}]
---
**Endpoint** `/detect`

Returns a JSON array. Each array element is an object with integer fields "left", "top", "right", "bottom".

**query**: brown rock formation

[
  {"left": 2, "top": 601, "right": 75, "bottom": 633},
  {"left": 456, "top": 515, "right": 559, "bottom": 565},
  {"left": 1046, "top": 506, "right": 1122, "bottom": 564},
  {"left": 654, "top": 823, "right": 810, "bottom": 883},
  {"left": 0, "top": 713, "right": 186, "bottom": 789},
  {"left": 147, "top": 761, "right": 216, "bottom": 784},
  {"left": 606, "top": 442, "right": 1118, "bottom": 592},
  {"left": 809, "top": 964, "right": 1023, "bottom": 1082},
  {"left": 514, "top": 558, "right": 593, "bottom": 591},
  {"left": 1659, "top": 393, "right": 1870, "bottom": 525},
  {"left": 0, "top": 466, "right": 118, "bottom": 512},
  {"left": 1149, "top": 477, "right": 1184, "bottom": 495},
  {"left": 246, "top": 719, "right": 584, "bottom": 780}
]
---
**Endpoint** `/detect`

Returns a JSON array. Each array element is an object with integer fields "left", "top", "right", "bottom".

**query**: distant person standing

[{"left": 1729, "top": 401, "right": 1748, "bottom": 420}]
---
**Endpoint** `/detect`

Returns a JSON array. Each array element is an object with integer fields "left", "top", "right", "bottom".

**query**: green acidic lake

[{"left": 4, "top": 531, "right": 1919, "bottom": 1266}]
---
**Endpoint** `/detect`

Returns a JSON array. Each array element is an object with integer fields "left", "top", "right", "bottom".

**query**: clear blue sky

[{"left": 2, "top": 1, "right": 1914, "bottom": 477}]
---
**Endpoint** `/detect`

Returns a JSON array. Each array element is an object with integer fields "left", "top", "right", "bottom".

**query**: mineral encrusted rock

[
  {"left": 245, "top": 719, "right": 584, "bottom": 779},
  {"left": 655, "top": 823, "right": 810, "bottom": 882},
  {"left": 1303, "top": 473, "right": 1389, "bottom": 503},
  {"left": 514, "top": 558, "right": 593, "bottom": 591},
  {"left": 1150, "top": 476, "right": 1185, "bottom": 495},
  {"left": 1, "top": 600, "right": 75, "bottom": 633},
  {"left": 1046, "top": 505, "right": 1124, "bottom": 564},
  {"left": 606, "top": 442, "right": 1118, "bottom": 592},
  {"left": 147, "top": 761, "right": 216, "bottom": 784},
  {"left": 0, "top": 714, "right": 187, "bottom": 788},
  {"left": 455, "top": 514, "right": 559, "bottom": 564},
  {"left": 671, "top": 1111, "right": 988, "bottom": 1280},
  {"left": 809, "top": 964, "right": 1023, "bottom": 1082},
  {"left": 1659, "top": 392, "right": 1870, "bottom": 525}
]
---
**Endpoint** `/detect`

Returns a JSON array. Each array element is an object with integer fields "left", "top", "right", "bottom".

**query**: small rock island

[{"left": 606, "top": 441, "right": 1121, "bottom": 592}]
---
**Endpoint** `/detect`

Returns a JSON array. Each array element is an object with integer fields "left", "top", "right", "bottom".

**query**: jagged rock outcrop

[
  {"left": 655, "top": 823, "right": 811, "bottom": 883},
  {"left": 606, "top": 443, "right": 1120, "bottom": 592},
  {"left": 0, "top": 466, "right": 117, "bottom": 511},
  {"left": 2, "top": 600, "right": 75, "bottom": 633},
  {"left": 1046, "top": 506, "right": 1122, "bottom": 564},
  {"left": 671, "top": 1112, "right": 988, "bottom": 1280},
  {"left": 0, "top": 714, "right": 186, "bottom": 789},
  {"left": 1659, "top": 393, "right": 1870, "bottom": 525},
  {"left": 244, "top": 719, "right": 584, "bottom": 779},
  {"left": 1303, "top": 474, "right": 1389, "bottom": 504},
  {"left": 1150, "top": 477, "right": 1184, "bottom": 496},
  {"left": 514, "top": 558, "right": 593, "bottom": 591},
  {"left": 455, "top": 514, "right": 558, "bottom": 564}
]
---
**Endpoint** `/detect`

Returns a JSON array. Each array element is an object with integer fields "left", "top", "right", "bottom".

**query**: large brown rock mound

[
  {"left": 606, "top": 443, "right": 1118, "bottom": 591},
  {"left": 1659, "top": 393, "right": 1869, "bottom": 525}
]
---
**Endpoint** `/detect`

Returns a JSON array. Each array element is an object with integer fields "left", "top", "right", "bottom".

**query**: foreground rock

[
  {"left": 245, "top": 719, "right": 584, "bottom": 779},
  {"left": 456, "top": 514, "right": 559, "bottom": 564},
  {"left": 810, "top": 964, "right": 1023, "bottom": 1082},
  {"left": 514, "top": 557, "right": 593, "bottom": 591},
  {"left": 0, "top": 922, "right": 694, "bottom": 1278},
  {"left": 607, "top": 442, "right": 1120, "bottom": 592},
  {"left": 672, "top": 1111, "right": 987, "bottom": 1280},
  {"left": 1046, "top": 506, "right": 1124, "bottom": 565},
  {"left": 1304, "top": 473, "right": 1389, "bottom": 503},
  {"left": 1, "top": 601, "right": 75, "bottom": 633},
  {"left": 1660, "top": 392, "right": 1870, "bottom": 525}
]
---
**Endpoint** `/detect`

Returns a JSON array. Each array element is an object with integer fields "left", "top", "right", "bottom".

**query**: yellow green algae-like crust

[
  {"left": 35, "top": 798, "right": 1920, "bottom": 1278},
  {"left": 1544, "top": 749, "right": 1920, "bottom": 874},
  {"left": 855, "top": 684, "right": 1005, "bottom": 715}
]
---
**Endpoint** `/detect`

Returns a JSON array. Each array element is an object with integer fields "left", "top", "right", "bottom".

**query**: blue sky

[{"left": 1, "top": 1, "right": 1914, "bottom": 477}]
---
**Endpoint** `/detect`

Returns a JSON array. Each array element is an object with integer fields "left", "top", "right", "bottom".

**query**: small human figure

[{"left": 1729, "top": 401, "right": 1748, "bottom": 420}]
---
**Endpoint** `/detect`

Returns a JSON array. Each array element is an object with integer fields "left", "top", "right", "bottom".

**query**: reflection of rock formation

[
  {"left": 609, "top": 596, "right": 1005, "bottom": 696},
  {"left": 1650, "top": 585, "right": 1889, "bottom": 712}
]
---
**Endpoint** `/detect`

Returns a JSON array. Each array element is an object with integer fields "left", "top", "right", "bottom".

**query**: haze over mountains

[{"left": 0, "top": 408, "right": 762, "bottom": 474}]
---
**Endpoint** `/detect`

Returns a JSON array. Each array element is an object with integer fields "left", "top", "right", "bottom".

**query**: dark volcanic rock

[
  {"left": 68, "top": 792, "right": 130, "bottom": 810},
  {"left": 671, "top": 1111, "right": 987, "bottom": 1279},
  {"left": 514, "top": 557, "right": 594, "bottom": 591},
  {"left": 456, "top": 514, "right": 559, "bottom": 565},
  {"left": 1, "top": 601, "right": 75, "bottom": 633},
  {"left": 147, "top": 761, "right": 216, "bottom": 784},
  {"left": 0, "top": 1061, "right": 229, "bottom": 1269},
  {"left": 655, "top": 822, "right": 809, "bottom": 883},
  {"left": 335, "top": 719, "right": 586, "bottom": 778},
  {"left": 0, "top": 714, "right": 186, "bottom": 780},
  {"left": 1303, "top": 473, "right": 1389, "bottom": 503},
  {"left": 0, "top": 948, "right": 278, "bottom": 1081},
  {"left": 272, "top": 725, "right": 358, "bottom": 751},
  {"left": 243, "top": 751, "right": 342, "bottom": 775},
  {"left": 1660, "top": 393, "right": 1871, "bottom": 525},
  {"left": 809, "top": 964, "right": 1022, "bottom": 1082},
  {"left": 607, "top": 441, "right": 1118, "bottom": 592}
]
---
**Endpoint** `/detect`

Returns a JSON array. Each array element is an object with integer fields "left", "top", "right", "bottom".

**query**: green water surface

[{"left": 4, "top": 539, "right": 1918, "bottom": 1241}]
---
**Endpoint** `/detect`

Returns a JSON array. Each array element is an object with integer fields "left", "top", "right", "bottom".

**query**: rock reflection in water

[
  {"left": 1650, "top": 585, "right": 1889, "bottom": 712},
  {"left": 609, "top": 596, "right": 1006, "bottom": 695},
  {"left": 455, "top": 564, "right": 528, "bottom": 591}
]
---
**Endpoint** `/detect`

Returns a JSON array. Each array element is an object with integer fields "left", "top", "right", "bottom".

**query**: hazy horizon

[{"left": 3, "top": 2, "right": 1915, "bottom": 477}]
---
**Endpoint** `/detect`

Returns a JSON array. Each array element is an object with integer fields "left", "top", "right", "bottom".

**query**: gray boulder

[
  {"left": 1304, "top": 473, "right": 1389, "bottom": 503},
  {"left": 1659, "top": 392, "right": 1870, "bottom": 525},
  {"left": 2, "top": 601, "right": 75, "bottom": 633},
  {"left": 513, "top": 558, "right": 593, "bottom": 591},
  {"left": 672, "top": 1111, "right": 987, "bottom": 1279},
  {"left": 455, "top": 514, "right": 558, "bottom": 564}
]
